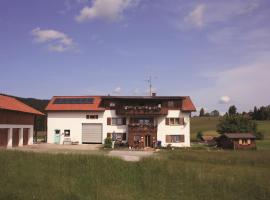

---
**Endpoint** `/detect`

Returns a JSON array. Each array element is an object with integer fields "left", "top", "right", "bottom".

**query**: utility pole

[{"left": 147, "top": 75, "right": 152, "bottom": 96}]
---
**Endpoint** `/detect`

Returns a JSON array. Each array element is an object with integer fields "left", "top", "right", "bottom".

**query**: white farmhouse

[{"left": 46, "top": 94, "right": 196, "bottom": 148}]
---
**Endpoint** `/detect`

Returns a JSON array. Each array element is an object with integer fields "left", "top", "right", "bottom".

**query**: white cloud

[
  {"left": 192, "top": 56, "right": 270, "bottom": 112},
  {"left": 219, "top": 96, "right": 230, "bottom": 104},
  {"left": 184, "top": 4, "right": 205, "bottom": 28},
  {"left": 113, "top": 86, "right": 121, "bottom": 94},
  {"left": 75, "top": 0, "right": 139, "bottom": 22},
  {"left": 183, "top": 0, "right": 259, "bottom": 28},
  {"left": 31, "top": 28, "right": 76, "bottom": 52}
]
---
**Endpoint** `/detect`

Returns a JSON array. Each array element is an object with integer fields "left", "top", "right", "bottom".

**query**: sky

[{"left": 0, "top": 0, "right": 270, "bottom": 114}]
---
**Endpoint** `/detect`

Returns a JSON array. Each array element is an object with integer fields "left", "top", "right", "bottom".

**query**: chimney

[{"left": 152, "top": 92, "right": 156, "bottom": 97}]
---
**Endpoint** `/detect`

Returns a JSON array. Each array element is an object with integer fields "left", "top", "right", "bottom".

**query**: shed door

[
  {"left": 12, "top": 128, "right": 20, "bottom": 147},
  {"left": 82, "top": 124, "right": 102, "bottom": 143},
  {"left": 0, "top": 129, "right": 8, "bottom": 147},
  {"left": 23, "top": 128, "right": 29, "bottom": 145}
]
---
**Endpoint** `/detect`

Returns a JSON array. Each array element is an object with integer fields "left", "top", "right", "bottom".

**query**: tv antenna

[{"left": 145, "top": 75, "right": 157, "bottom": 96}]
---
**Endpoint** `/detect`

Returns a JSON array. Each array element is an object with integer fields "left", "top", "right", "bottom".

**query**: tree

[
  {"left": 199, "top": 108, "right": 205, "bottom": 117},
  {"left": 210, "top": 110, "right": 220, "bottom": 117},
  {"left": 217, "top": 115, "right": 257, "bottom": 134},
  {"left": 228, "top": 105, "right": 237, "bottom": 116}
]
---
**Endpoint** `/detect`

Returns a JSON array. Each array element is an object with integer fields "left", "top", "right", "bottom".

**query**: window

[
  {"left": 86, "top": 115, "right": 98, "bottom": 119},
  {"left": 166, "top": 118, "right": 184, "bottom": 125},
  {"left": 166, "top": 135, "right": 184, "bottom": 143},
  {"left": 111, "top": 118, "right": 125, "bottom": 125},
  {"left": 64, "top": 130, "right": 70, "bottom": 137},
  {"left": 55, "top": 129, "right": 60, "bottom": 134},
  {"left": 239, "top": 139, "right": 251, "bottom": 145},
  {"left": 107, "top": 132, "right": 127, "bottom": 141}
]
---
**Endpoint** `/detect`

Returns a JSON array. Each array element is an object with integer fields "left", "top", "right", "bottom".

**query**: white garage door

[{"left": 82, "top": 123, "right": 102, "bottom": 143}]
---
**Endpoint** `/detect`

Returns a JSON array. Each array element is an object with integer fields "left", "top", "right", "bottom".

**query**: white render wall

[
  {"left": 157, "top": 110, "right": 190, "bottom": 147},
  {"left": 47, "top": 110, "right": 191, "bottom": 147},
  {"left": 47, "top": 110, "right": 127, "bottom": 144}
]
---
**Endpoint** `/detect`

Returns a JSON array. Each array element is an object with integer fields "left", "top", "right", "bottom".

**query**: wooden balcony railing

[{"left": 128, "top": 124, "right": 157, "bottom": 134}]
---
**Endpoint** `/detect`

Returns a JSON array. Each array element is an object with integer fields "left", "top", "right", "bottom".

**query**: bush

[
  {"left": 166, "top": 144, "right": 172, "bottom": 150},
  {"left": 104, "top": 137, "right": 112, "bottom": 148},
  {"left": 255, "top": 132, "right": 264, "bottom": 140},
  {"left": 196, "top": 131, "right": 203, "bottom": 141},
  {"left": 217, "top": 115, "right": 257, "bottom": 134}
]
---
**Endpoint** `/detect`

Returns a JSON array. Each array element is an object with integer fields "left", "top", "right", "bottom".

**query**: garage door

[
  {"left": 82, "top": 124, "right": 102, "bottom": 143},
  {"left": 0, "top": 129, "right": 8, "bottom": 147}
]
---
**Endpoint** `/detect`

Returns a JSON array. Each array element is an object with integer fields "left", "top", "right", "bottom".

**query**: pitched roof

[
  {"left": 45, "top": 95, "right": 196, "bottom": 112},
  {"left": 181, "top": 96, "right": 196, "bottom": 112},
  {"left": 45, "top": 96, "right": 105, "bottom": 111},
  {"left": 0, "top": 95, "right": 44, "bottom": 115},
  {"left": 223, "top": 133, "right": 256, "bottom": 139}
]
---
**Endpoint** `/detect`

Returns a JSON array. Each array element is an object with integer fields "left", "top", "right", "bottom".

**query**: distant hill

[{"left": 0, "top": 93, "right": 49, "bottom": 131}]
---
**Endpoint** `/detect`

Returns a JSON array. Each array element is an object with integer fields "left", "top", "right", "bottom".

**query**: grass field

[
  {"left": 191, "top": 117, "right": 270, "bottom": 149},
  {"left": 0, "top": 118, "right": 269, "bottom": 199},
  {"left": 0, "top": 150, "right": 269, "bottom": 200}
]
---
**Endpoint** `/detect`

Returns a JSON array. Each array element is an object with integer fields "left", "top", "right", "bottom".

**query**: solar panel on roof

[{"left": 53, "top": 98, "right": 94, "bottom": 104}]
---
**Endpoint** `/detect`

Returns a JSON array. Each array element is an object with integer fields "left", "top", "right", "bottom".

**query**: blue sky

[{"left": 0, "top": 0, "right": 270, "bottom": 113}]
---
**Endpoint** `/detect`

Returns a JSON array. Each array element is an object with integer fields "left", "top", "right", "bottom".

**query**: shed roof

[
  {"left": 0, "top": 95, "right": 44, "bottom": 115},
  {"left": 223, "top": 133, "right": 256, "bottom": 139}
]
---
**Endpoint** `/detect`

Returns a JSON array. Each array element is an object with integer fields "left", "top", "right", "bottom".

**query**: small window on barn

[{"left": 64, "top": 130, "right": 70, "bottom": 137}]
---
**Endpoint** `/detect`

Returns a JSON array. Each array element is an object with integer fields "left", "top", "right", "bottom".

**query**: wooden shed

[
  {"left": 0, "top": 95, "right": 44, "bottom": 148},
  {"left": 216, "top": 133, "right": 256, "bottom": 150}
]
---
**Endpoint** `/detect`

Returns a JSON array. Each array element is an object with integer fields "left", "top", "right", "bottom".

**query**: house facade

[
  {"left": 0, "top": 95, "right": 44, "bottom": 148},
  {"left": 46, "top": 95, "right": 196, "bottom": 148}
]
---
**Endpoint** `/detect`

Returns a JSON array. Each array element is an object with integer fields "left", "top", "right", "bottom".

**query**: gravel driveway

[{"left": 108, "top": 150, "right": 154, "bottom": 161}]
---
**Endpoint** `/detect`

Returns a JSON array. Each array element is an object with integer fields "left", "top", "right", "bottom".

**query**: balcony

[
  {"left": 128, "top": 124, "right": 157, "bottom": 134},
  {"left": 116, "top": 106, "right": 168, "bottom": 116}
]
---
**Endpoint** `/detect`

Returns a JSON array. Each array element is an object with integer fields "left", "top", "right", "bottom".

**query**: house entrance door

[{"left": 145, "top": 135, "right": 151, "bottom": 147}]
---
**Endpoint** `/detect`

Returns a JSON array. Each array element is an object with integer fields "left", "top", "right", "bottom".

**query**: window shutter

[
  {"left": 165, "top": 118, "right": 169, "bottom": 125},
  {"left": 166, "top": 135, "right": 171, "bottom": 143},
  {"left": 107, "top": 118, "right": 112, "bottom": 125},
  {"left": 123, "top": 118, "right": 126, "bottom": 125},
  {"left": 180, "top": 135, "right": 185, "bottom": 142},
  {"left": 180, "top": 117, "right": 184, "bottom": 125}
]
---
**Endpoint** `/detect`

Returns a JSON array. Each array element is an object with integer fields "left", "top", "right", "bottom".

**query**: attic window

[{"left": 53, "top": 98, "right": 94, "bottom": 104}]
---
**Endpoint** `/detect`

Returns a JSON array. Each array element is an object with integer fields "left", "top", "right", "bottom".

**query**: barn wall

[{"left": 0, "top": 109, "right": 35, "bottom": 125}]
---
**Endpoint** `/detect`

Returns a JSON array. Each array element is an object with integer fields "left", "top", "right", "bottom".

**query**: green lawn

[
  {"left": 191, "top": 117, "right": 270, "bottom": 149},
  {"left": 0, "top": 150, "right": 269, "bottom": 200}
]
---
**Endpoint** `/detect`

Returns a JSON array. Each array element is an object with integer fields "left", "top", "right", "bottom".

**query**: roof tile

[{"left": 0, "top": 95, "right": 44, "bottom": 115}]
